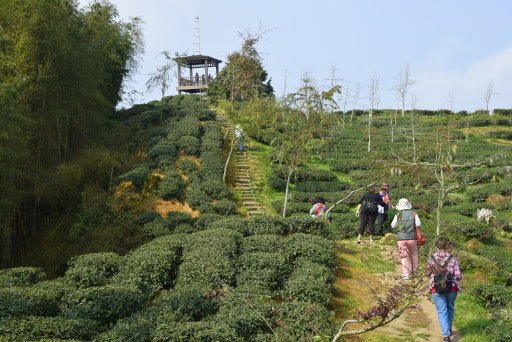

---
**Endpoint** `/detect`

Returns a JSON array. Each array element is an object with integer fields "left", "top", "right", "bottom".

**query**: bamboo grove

[{"left": 0, "top": 0, "right": 143, "bottom": 267}]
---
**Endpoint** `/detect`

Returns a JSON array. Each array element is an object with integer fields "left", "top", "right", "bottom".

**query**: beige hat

[{"left": 396, "top": 198, "right": 412, "bottom": 210}]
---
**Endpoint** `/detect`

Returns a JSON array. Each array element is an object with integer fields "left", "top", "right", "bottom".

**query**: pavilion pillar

[
  {"left": 204, "top": 59, "right": 208, "bottom": 84},
  {"left": 177, "top": 63, "right": 181, "bottom": 86},
  {"left": 215, "top": 64, "right": 219, "bottom": 77},
  {"left": 189, "top": 66, "right": 193, "bottom": 83}
]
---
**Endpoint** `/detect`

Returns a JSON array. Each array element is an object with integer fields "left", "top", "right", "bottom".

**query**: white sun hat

[{"left": 396, "top": 198, "right": 412, "bottom": 210}]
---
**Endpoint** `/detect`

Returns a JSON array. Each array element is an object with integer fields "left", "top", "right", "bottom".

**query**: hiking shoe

[
  {"left": 443, "top": 337, "right": 451, "bottom": 342},
  {"left": 402, "top": 275, "right": 411, "bottom": 280},
  {"left": 356, "top": 239, "right": 362, "bottom": 244}
]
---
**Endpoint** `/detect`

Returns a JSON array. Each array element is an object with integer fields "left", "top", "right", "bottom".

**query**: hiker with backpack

[
  {"left": 310, "top": 197, "right": 333, "bottom": 222},
  {"left": 390, "top": 198, "right": 422, "bottom": 280},
  {"left": 375, "top": 183, "right": 393, "bottom": 236},
  {"left": 234, "top": 125, "right": 245, "bottom": 152},
  {"left": 355, "top": 185, "right": 385, "bottom": 244},
  {"left": 427, "top": 236, "right": 462, "bottom": 342}
]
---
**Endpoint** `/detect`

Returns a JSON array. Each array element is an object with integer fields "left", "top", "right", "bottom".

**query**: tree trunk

[{"left": 282, "top": 169, "right": 293, "bottom": 218}]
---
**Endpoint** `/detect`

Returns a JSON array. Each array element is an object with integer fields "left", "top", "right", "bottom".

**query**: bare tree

[
  {"left": 350, "top": 83, "right": 360, "bottom": 124},
  {"left": 396, "top": 64, "right": 415, "bottom": 117},
  {"left": 448, "top": 90, "right": 455, "bottom": 113},
  {"left": 367, "top": 74, "right": 379, "bottom": 152},
  {"left": 282, "top": 68, "right": 288, "bottom": 99},
  {"left": 145, "top": 51, "right": 174, "bottom": 99},
  {"left": 484, "top": 80, "right": 496, "bottom": 115},
  {"left": 410, "top": 95, "right": 418, "bottom": 163}
]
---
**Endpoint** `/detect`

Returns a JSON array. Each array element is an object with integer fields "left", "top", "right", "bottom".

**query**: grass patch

[
  {"left": 453, "top": 294, "right": 492, "bottom": 342},
  {"left": 338, "top": 242, "right": 395, "bottom": 275}
]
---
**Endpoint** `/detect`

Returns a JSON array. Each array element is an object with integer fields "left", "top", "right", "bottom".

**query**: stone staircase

[{"left": 215, "top": 111, "right": 265, "bottom": 217}]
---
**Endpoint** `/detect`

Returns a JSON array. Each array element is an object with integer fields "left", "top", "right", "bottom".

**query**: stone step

[
  {"left": 247, "top": 211, "right": 265, "bottom": 216},
  {"left": 243, "top": 201, "right": 260, "bottom": 206},
  {"left": 236, "top": 177, "right": 251, "bottom": 182}
]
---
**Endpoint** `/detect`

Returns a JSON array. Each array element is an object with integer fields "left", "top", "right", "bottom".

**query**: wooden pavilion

[{"left": 174, "top": 55, "right": 222, "bottom": 94}]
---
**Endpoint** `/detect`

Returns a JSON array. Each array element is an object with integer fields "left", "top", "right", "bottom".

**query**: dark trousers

[
  {"left": 375, "top": 212, "right": 388, "bottom": 235},
  {"left": 358, "top": 211, "right": 378, "bottom": 235}
]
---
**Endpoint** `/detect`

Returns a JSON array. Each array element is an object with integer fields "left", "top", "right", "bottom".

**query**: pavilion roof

[{"left": 173, "top": 55, "right": 222, "bottom": 67}]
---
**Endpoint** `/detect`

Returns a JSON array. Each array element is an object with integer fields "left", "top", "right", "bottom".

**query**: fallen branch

[{"left": 325, "top": 183, "right": 374, "bottom": 214}]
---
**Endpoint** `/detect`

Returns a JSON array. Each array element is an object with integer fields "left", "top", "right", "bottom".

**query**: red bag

[{"left": 416, "top": 226, "right": 427, "bottom": 246}]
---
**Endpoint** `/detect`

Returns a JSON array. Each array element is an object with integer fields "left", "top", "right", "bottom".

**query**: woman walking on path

[
  {"left": 375, "top": 183, "right": 393, "bottom": 236},
  {"left": 427, "top": 236, "right": 462, "bottom": 342},
  {"left": 390, "top": 198, "right": 421, "bottom": 279},
  {"left": 355, "top": 185, "right": 385, "bottom": 244}
]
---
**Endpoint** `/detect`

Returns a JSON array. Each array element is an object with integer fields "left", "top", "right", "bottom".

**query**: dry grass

[{"left": 153, "top": 199, "right": 200, "bottom": 218}]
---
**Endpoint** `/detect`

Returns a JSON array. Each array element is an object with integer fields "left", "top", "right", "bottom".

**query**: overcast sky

[{"left": 79, "top": 0, "right": 512, "bottom": 111}]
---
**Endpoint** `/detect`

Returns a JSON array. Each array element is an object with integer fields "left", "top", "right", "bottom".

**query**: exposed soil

[{"left": 153, "top": 199, "right": 200, "bottom": 218}]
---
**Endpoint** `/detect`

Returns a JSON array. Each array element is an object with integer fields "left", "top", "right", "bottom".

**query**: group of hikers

[{"left": 309, "top": 183, "right": 462, "bottom": 342}]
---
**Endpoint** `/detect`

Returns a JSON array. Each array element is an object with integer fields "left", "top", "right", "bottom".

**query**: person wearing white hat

[{"left": 391, "top": 198, "right": 422, "bottom": 280}]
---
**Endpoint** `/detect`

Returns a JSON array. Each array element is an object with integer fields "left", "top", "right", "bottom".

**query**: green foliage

[
  {"left": 284, "top": 233, "right": 336, "bottom": 269},
  {"left": 295, "top": 180, "right": 349, "bottom": 192},
  {"left": 241, "top": 234, "right": 283, "bottom": 253},
  {"left": 282, "top": 261, "right": 332, "bottom": 306},
  {"left": 284, "top": 216, "right": 332, "bottom": 238},
  {"left": 214, "top": 292, "right": 274, "bottom": 339},
  {"left": 168, "top": 117, "right": 202, "bottom": 140},
  {"left": 0, "top": 267, "right": 45, "bottom": 287},
  {"left": 167, "top": 211, "right": 193, "bottom": 228},
  {"left": 177, "top": 135, "right": 201, "bottom": 155},
  {"left": 62, "top": 285, "right": 145, "bottom": 323},
  {"left": 156, "top": 286, "right": 220, "bottom": 321},
  {"left": 177, "top": 158, "right": 199, "bottom": 175},
  {"left": 471, "top": 284, "right": 512, "bottom": 309},
  {"left": 274, "top": 301, "right": 334, "bottom": 341},
  {"left": 467, "top": 182, "right": 512, "bottom": 202},
  {"left": 212, "top": 198, "right": 237, "bottom": 215},
  {"left": 268, "top": 174, "right": 287, "bottom": 190},
  {"left": 155, "top": 169, "right": 185, "bottom": 200},
  {"left": 442, "top": 213, "right": 494, "bottom": 241},
  {"left": 484, "top": 318, "right": 512, "bottom": 342},
  {"left": 148, "top": 141, "right": 177, "bottom": 163},
  {"left": 137, "top": 211, "right": 161, "bottom": 224},
  {"left": 247, "top": 216, "right": 287, "bottom": 235},
  {"left": 237, "top": 252, "right": 289, "bottom": 293},
  {"left": 142, "top": 219, "right": 170, "bottom": 237},
  {"left": 110, "top": 235, "right": 183, "bottom": 296},
  {"left": 151, "top": 320, "right": 237, "bottom": 342},
  {"left": 118, "top": 164, "right": 150, "bottom": 190},
  {"left": 0, "top": 281, "right": 71, "bottom": 317},
  {"left": 0, "top": 316, "right": 98, "bottom": 341},
  {"left": 64, "top": 252, "right": 122, "bottom": 288},
  {"left": 194, "top": 213, "right": 225, "bottom": 229},
  {"left": 207, "top": 216, "right": 249, "bottom": 235}
]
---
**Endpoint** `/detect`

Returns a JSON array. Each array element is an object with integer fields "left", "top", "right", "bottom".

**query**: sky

[{"left": 78, "top": 0, "right": 512, "bottom": 111}]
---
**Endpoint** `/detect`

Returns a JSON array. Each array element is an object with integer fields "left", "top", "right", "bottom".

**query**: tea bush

[
  {"left": 0, "top": 316, "right": 98, "bottom": 341},
  {"left": 236, "top": 252, "right": 289, "bottom": 293},
  {"left": 283, "top": 233, "right": 336, "bottom": 269},
  {"left": 62, "top": 285, "right": 145, "bottom": 323},
  {"left": 295, "top": 180, "right": 349, "bottom": 192},
  {"left": 64, "top": 252, "right": 122, "bottom": 288},
  {"left": 142, "top": 219, "right": 170, "bottom": 237},
  {"left": 151, "top": 320, "right": 237, "bottom": 342},
  {"left": 282, "top": 260, "right": 332, "bottom": 306},
  {"left": 471, "top": 284, "right": 512, "bottom": 309},
  {"left": 148, "top": 141, "right": 177, "bottom": 163},
  {"left": 212, "top": 198, "right": 237, "bottom": 215},
  {"left": 177, "top": 158, "right": 199, "bottom": 175},
  {"left": 177, "top": 135, "right": 201, "bottom": 155},
  {"left": 118, "top": 164, "right": 150, "bottom": 190},
  {"left": 0, "top": 267, "right": 46, "bottom": 287},
  {"left": 156, "top": 286, "right": 221, "bottom": 321},
  {"left": 155, "top": 170, "right": 185, "bottom": 200},
  {"left": 274, "top": 301, "right": 334, "bottom": 341},
  {"left": 241, "top": 234, "right": 283, "bottom": 253},
  {"left": 284, "top": 216, "right": 332, "bottom": 238},
  {"left": 194, "top": 213, "right": 225, "bottom": 229}
]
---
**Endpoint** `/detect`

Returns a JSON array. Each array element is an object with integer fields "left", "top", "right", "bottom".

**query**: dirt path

[{"left": 333, "top": 240, "right": 462, "bottom": 342}]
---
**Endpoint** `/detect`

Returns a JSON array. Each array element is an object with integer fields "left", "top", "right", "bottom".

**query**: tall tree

[
  {"left": 483, "top": 80, "right": 496, "bottom": 115},
  {"left": 208, "top": 30, "right": 274, "bottom": 102},
  {"left": 396, "top": 64, "right": 415, "bottom": 117}
]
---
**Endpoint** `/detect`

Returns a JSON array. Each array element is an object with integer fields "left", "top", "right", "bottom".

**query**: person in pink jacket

[{"left": 426, "top": 236, "right": 462, "bottom": 342}]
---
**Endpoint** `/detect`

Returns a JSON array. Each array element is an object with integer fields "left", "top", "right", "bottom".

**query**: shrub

[
  {"left": 155, "top": 286, "right": 220, "bottom": 321},
  {"left": 442, "top": 213, "right": 494, "bottom": 241},
  {"left": 328, "top": 213, "right": 359, "bottom": 239},
  {"left": 213, "top": 292, "right": 274, "bottom": 339},
  {"left": 274, "top": 301, "right": 334, "bottom": 341},
  {"left": 284, "top": 216, "right": 332, "bottom": 238},
  {"left": 200, "top": 179, "right": 230, "bottom": 199},
  {"left": 212, "top": 199, "right": 237, "bottom": 215},
  {"left": 62, "top": 285, "right": 145, "bottom": 323},
  {"left": 64, "top": 252, "right": 122, "bottom": 288},
  {"left": 118, "top": 164, "right": 150, "bottom": 190},
  {"left": 268, "top": 174, "right": 287, "bottom": 191},
  {"left": 208, "top": 216, "right": 249, "bottom": 235},
  {"left": 0, "top": 280, "right": 71, "bottom": 317},
  {"left": 237, "top": 252, "right": 289, "bottom": 293},
  {"left": 155, "top": 170, "right": 185, "bottom": 200},
  {"left": 194, "top": 213, "right": 225, "bottom": 229},
  {"left": 282, "top": 261, "right": 332, "bottom": 306},
  {"left": 0, "top": 316, "right": 98, "bottom": 341},
  {"left": 484, "top": 318, "right": 512, "bottom": 342},
  {"left": 151, "top": 320, "right": 237, "bottom": 342},
  {"left": 295, "top": 180, "right": 349, "bottom": 192},
  {"left": 169, "top": 118, "right": 202, "bottom": 139},
  {"left": 241, "top": 234, "right": 282, "bottom": 253},
  {"left": 137, "top": 211, "right": 161, "bottom": 224},
  {"left": 488, "top": 130, "right": 512, "bottom": 140},
  {"left": 247, "top": 216, "right": 287, "bottom": 235},
  {"left": 187, "top": 185, "right": 212, "bottom": 211},
  {"left": 177, "top": 135, "right": 201, "bottom": 155},
  {"left": 111, "top": 235, "right": 183, "bottom": 296},
  {"left": 0, "top": 267, "right": 45, "bottom": 287},
  {"left": 148, "top": 141, "right": 177, "bottom": 163},
  {"left": 167, "top": 211, "right": 193, "bottom": 228},
  {"left": 472, "top": 284, "right": 512, "bottom": 309},
  {"left": 275, "top": 167, "right": 337, "bottom": 182},
  {"left": 283, "top": 233, "right": 336, "bottom": 269},
  {"left": 177, "top": 159, "right": 199, "bottom": 175},
  {"left": 143, "top": 219, "right": 170, "bottom": 237}
]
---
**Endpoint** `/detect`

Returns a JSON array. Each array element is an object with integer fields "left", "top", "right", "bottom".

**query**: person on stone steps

[
  {"left": 390, "top": 198, "right": 421, "bottom": 280},
  {"left": 234, "top": 125, "right": 245, "bottom": 152},
  {"left": 426, "top": 236, "right": 462, "bottom": 342},
  {"left": 355, "top": 184, "right": 385, "bottom": 244}
]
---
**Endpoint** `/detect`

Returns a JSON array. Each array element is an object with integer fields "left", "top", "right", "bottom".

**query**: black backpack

[
  {"left": 432, "top": 255, "right": 454, "bottom": 294},
  {"left": 362, "top": 195, "right": 378, "bottom": 214}
]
